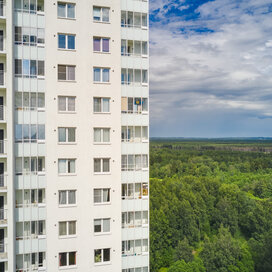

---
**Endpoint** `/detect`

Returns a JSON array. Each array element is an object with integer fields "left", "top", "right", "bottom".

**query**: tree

[{"left": 174, "top": 238, "right": 193, "bottom": 263}]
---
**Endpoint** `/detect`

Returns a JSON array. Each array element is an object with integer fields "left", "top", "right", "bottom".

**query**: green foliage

[{"left": 150, "top": 141, "right": 272, "bottom": 271}]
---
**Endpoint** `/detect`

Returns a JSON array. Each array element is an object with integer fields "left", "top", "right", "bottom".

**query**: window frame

[
  {"left": 93, "top": 37, "right": 110, "bottom": 53},
  {"left": 58, "top": 221, "right": 77, "bottom": 237},
  {"left": 93, "top": 158, "right": 110, "bottom": 174},
  {"left": 58, "top": 190, "right": 77, "bottom": 207},
  {"left": 93, "top": 188, "right": 111, "bottom": 204},
  {"left": 58, "top": 33, "right": 76, "bottom": 50},
  {"left": 93, "top": 128, "right": 110, "bottom": 144},
  {"left": 93, "top": 6, "right": 110, "bottom": 23},
  {"left": 58, "top": 96, "right": 76, "bottom": 113},
  {"left": 94, "top": 218, "right": 111, "bottom": 234},
  {"left": 57, "top": 2, "right": 76, "bottom": 19},
  {"left": 59, "top": 251, "right": 77, "bottom": 268},
  {"left": 58, "top": 159, "right": 76, "bottom": 175},
  {"left": 58, "top": 65, "right": 76, "bottom": 81},
  {"left": 93, "top": 97, "right": 110, "bottom": 113},
  {"left": 94, "top": 248, "right": 111, "bottom": 264},
  {"left": 93, "top": 67, "right": 110, "bottom": 83},
  {"left": 58, "top": 127, "right": 76, "bottom": 144}
]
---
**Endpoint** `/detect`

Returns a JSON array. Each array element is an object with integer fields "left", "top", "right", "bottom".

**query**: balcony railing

[
  {"left": 0, "top": 140, "right": 6, "bottom": 154},
  {"left": 0, "top": 209, "right": 7, "bottom": 224},
  {"left": 0, "top": 174, "right": 7, "bottom": 189},
  {"left": 0, "top": 71, "right": 4, "bottom": 86}
]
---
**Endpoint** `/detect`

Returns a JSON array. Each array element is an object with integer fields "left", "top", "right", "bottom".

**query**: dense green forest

[{"left": 150, "top": 139, "right": 272, "bottom": 272}]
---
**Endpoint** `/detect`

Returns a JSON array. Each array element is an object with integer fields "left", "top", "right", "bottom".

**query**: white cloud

[{"left": 150, "top": 0, "right": 272, "bottom": 136}]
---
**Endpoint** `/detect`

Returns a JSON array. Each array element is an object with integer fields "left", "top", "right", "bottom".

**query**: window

[
  {"left": 93, "top": 97, "right": 110, "bottom": 113},
  {"left": 58, "top": 34, "right": 75, "bottom": 50},
  {"left": 122, "top": 126, "right": 148, "bottom": 142},
  {"left": 121, "top": 40, "right": 148, "bottom": 56},
  {"left": 58, "top": 159, "right": 76, "bottom": 174},
  {"left": 94, "top": 248, "right": 110, "bottom": 264},
  {"left": 58, "top": 96, "right": 76, "bottom": 112},
  {"left": 58, "top": 2, "right": 75, "bottom": 19},
  {"left": 94, "top": 128, "right": 110, "bottom": 143},
  {"left": 121, "top": 11, "right": 148, "bottom": 28},
  {"left": 15, "top": 59, "right": 44, "bottom": 77},
  {"left": 58, "top": 65, "right": 75, "bottom": 81},
  {"left": 94, "top": 218, "right": 110, "bottom": 233},
  {"left": 121, "top": 97, "right": 148, "bottom": 113},
  {"left": 122, "top": 211, "right": 148, "bottom": 228},
  {"left": 15, "top": 157, "right": 45, "bottom": 175},
  {"left": 16, "top": 252, "right": 46, "bottom": 271},
  {"left": 122, "top": 239, "right": 148, "bottom": 256},
  {"left": 94, "top": 189, "right": 110, "bottom": 204},
  {"left": 15, "top": 27, "right": 45, "bottom": 46},
  {"left": 14, "top": 0, "right": 44, "bottom": 13},
  {"left": 15, "top": 124, "right": 45, "bottom": 143},
  {"left": 94, "top": 158, "right": 110, "bottom": 173},
  {"left": 121, "top": 154, "right": 148, "bottom": 171},
  {"left": 93, "top": 37, "right": 110, "bottom": 53},
  {"left": 93, "top": 7, "right": 110, "bottom": 22},
  {"left": 15, "top": 189, "right": 46, "bottom": 207},
  {"left": 59, "top": 252, "right": 76, "bottom": 267},
  {"left": 59, "top": 221, "right": 76, "bottom": 237},
  {"left": 121, "top": 69, "right": 148, "bottom": 85},
  {"left": 15, "top": 92, "right": 45, "bottom": 110},
  {"left": 59, "top": 190, "right": 76, "bottom": 206},
  {"left": 122, "top": 183, "right": 148, "bottom": 199},
  {"left": 16, "top": 220, "right": 46, "bottom": 239},
  {"left": 93, "top": 68, "right": 110, "bottom": 83},
  {"left": 58, "top": 128, "right": 76, "bottom": 143}
]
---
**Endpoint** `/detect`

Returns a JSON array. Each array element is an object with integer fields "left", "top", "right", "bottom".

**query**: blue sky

[{"left": 149, "top": 0, "right": 272, "bottom": 137}]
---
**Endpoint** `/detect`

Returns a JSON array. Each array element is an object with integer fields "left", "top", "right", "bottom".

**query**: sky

[{"left": 149, "top": 0, "right": 272, "bottom": 137}]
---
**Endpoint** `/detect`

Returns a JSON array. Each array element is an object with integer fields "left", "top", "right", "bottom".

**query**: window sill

[
  {"left": 58, "top": 142, "right": 77, "bottom": 145},
  {"left": 94, "top": 202, "right": 111, "bottom": 206},
  {"left": 94, "top": 172, "right": 111, "bottom": 175},
  {"left": 94, "top": 262, "right": 111, "bottom": 266},
  {"left": 94, "top": 51, "right": 111, "bottom": 54},
  {"left": 59, "top": 265, "right": 77, "bottom": 270},
  {"left": 93, "top": 142, "right": 111, "bottom": 145},
  {"left": 58, "top": 80, "right": 77, "bottom": 83},
  {"left": 94, "top": 232, "right": 111, "bottom": 236},
  {"left": 93, "top": 112, "right": 111, "bottom": 114},
  {"left": 93, "top": 21, "right": 110, "bottom": 25},
  {"left": 58, "top": 173, "right": 77, "bottom": 176},
  {"left": 58, "top": 48, "right": 76, "bottom": 52},
  {"left": 58, "top": 17, "right": 76, "bottom": 21},
  {"left": 59, "top": 235, "right": 77, "bottom": 239},
  {"left": 93, "top": 82, "right": 111, "bottom": 85},
  {"left": 59, "top": 204, "right": 77, "bottom": 208},
  {"left": 58, "top": 111, "right": 77, "bottom": 114}
]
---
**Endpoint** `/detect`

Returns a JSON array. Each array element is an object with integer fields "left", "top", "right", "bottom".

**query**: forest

[{"left": 150, "top": 139, "right": 272, "bottom": 272}]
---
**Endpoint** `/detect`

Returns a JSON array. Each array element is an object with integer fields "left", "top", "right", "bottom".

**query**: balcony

[
  {"left": 0, "top": 209, "right": 7, "bottom": 226},
  {"left": 0, "top": 1, "right": 5, "bottom": 21}
]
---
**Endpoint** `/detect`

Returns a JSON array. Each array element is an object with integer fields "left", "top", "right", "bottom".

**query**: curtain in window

[
  {"left": 58, "top": 3, "right": 66, "bottom": 17},
  {"left": 135, "top": 155, "right": 141, "bottom": 170},
  {"left": 94, "top": 189, "right": 101, "bottom": 203},
  {"left": 103, "top": 129, "right": 110, "bottom": 142},
  {"left": 128, "top": 212, "right": 134, "bottom": 226},
  {"left": 103, "top": 219, "right": 110, "bottom": 232},
  {"left": 67, "top": 66, "right": 75, "bottom": 80},
  {"left": 68, "top": 97, "right": 75, "bottom": 111},
  {"left": 142, "top": 211, "right": 148, "bottom": 225},
  {"left": 93, "top": 7, "right": 101, "bottom": 20},
  {"left": 93, "top": 38, "right": 101, "bottom": 51},
  {"left": 102, "top": 69, "right": 109, "bottom": 82},
  {"left": 93, "top": 98, "right": 101, "bottom": 112},
  {"left": 38, "top": 93, "right": 45, "bottom": 108},
  {"left": 103, "top": 98, "right": 110, "bottom": 112},
  {"left": 121, "top": 97, "right": 127, "bottom": 113},
  {"left": 24, "top": 222, "right": 30, "bottom": 237},
  {"left": 94, "top": 128, "right": 101, "bottom": 142},
  {"left": 134, "top": 127, "right": 141, "bottom": 142},
  {"left": 128, "top": 98, "right": 133, "bottom": 112},
  {"left": 93, "top": 68, "right": 101, "bottom": 82},
  {"left": 142, "top": 70, "right": 148, "bottom": 83},
  {"left": 142, "top": 239, "right": 148, "bottom": 252},
  {"left": 68, "top": 191, "right": 76, "bottom": 204},
  {"left": 128, "top": 126, "right": 133, "bottom": 141},
  {"left": 142, "top": 155, "right": 148, "bottom": 168},
  {"left": 135, "top": 183, "right": 141, "bottom": 198},
  {"left": 59, "top": 191, "right": 67, "bottom": 205},
  {"left": 135, "top": 211, "right": 142, "bottom": 226},
  {"left": 121, "top": 40, "right": 126, "bottom": 55},
  {"left": 128, "top": 69, "right": 133, "bottom": 84},
  {"left": 103, "top": 159, "right": 110, "bottom": 172},
  {"left": 128, "top": 184, "right": 133, "bottom": 197},
  {"left": 103, "top": 189, "right": 110, "bottom": 202},
  {"left": 102, "top": 8, "right": 109, "bottom": 22},
  {"left": 102, "top": 38, "right": 109, "bottom": 52},
  {"left": 59, "top": 222, "right": 66, "bottom": 236},
  {"left": 68, "top": 35, "right": 75, "bottom": 50},
  {"left": 134, "top": 69, "right": 141, "bottom": 83},
  {"left": 121, "top": 155, "right": 127, "bottom": 170},
  {"left": 142, "top": 126, "right": 148, "bottom": 140},
  {"left": 135, "top": 240, "right": 142, "bottom": 254},
  {"left": 68, "top": 160, "right": 75, "bottom": 173},
  {"left": 58, "top": 65, "right": 66, "bottom": 80},
  {"left": 58, "top": 159, "right": 66, "bottom": 174},
  {"left": 67, "top": 4, "right": 75, "bottom": 18},
  {"left": 94, "top": 159, "right": 101, "bottom": 172},
  {"left": 69, "top": 221, "right": 76, "bottom": 235},
  {"left": 58, "top": 97, "right": 66, "bottom": 111},
  {"left": 128, "top": 155, "right": 135, "bottom": 170},
  {"left": 68, "top": 128, "right": 75, "bottom": 142}
]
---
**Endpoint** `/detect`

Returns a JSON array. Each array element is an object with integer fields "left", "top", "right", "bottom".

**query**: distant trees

[{"left": 150, "top": 142, "right": 272, "bottom": 271}]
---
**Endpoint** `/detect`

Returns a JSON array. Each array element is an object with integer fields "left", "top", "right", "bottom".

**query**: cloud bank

[{"left": 149, "top": 0, "right": 272, "bottom": 137}]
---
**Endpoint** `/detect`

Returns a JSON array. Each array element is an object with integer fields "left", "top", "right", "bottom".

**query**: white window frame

[
  {"left": 59, "top": 252, "right": 77, "bottom": 268},
  {"left": 93, "top": 37, "right": 110, "bottom": 53},
  {"left": 58, "top": 190, "right": 77, "bottom": 206},
  {"left": 57, "top": 2, "right": 76, "bottom": 19},
  {"left": 58, "top": 96, "right": 76, "bottom": 113},
  {"left": 58, "top": 127, "right": 76, "bottom": 144},
  {"left": 58, "top": 159, "right": 76, "bottom": 175},
  {"left": 93, "top": 188, "right": 111, "bottom": 204},
  {"left": 93, "top": 6, "right": 110, "bottom": 23},
  {"left": 58, "top": 65, "right": 76, "bottom": 81},
  {"left": 94, "top": 218, "right": 111, "bottom": 234},
  {"left": 93, "top": 67, "right": 110, "bottom": 83},
  {"left": 58, "top": 33, "right": 76, "bottom": 50},
  {"left": 93, "top": 128, "right": 110, "bottom": 144},
  {"left": 59, "top": 221, "right": 77, "bottom": 237},
  {"left": 94, "top": 158, "right": 110, "bottom": 174},
  {"left": 94, "top": 248, "right": 111, "bottom": 264},
  {"left": 93, "top": 97, "right": 110, "bottom": 113}
]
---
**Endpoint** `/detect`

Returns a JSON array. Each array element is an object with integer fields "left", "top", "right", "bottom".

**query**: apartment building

[{"left": 0, "top": 0, "right": 149, "bottom": 271}]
